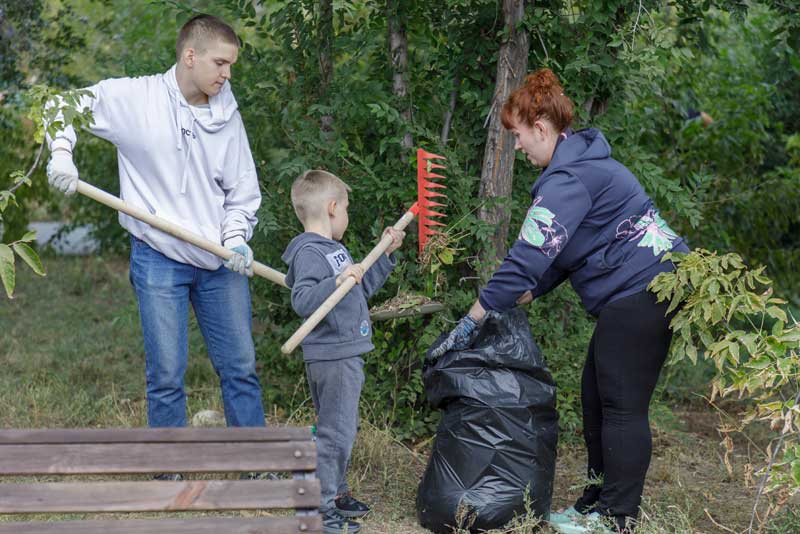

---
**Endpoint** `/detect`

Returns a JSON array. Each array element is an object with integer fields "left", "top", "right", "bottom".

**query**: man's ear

[
  {"left": 327, "top": 199, "right": 337, "bottom": 217},
  {"left": 183, "top": 47, "right": 196, "bottom": 68}
]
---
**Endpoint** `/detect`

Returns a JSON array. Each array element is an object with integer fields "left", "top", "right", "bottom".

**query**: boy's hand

[
  {"left": 337, "top": 263, "right": 364, "bottom": 286},
  {"left": 384, "top": 227, "right": 406, "bottom": 255}
]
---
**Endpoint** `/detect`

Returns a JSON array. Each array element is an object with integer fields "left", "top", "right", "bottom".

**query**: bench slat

[
  {"left": 0, "top": 480, "right": 320, "bottom": 513},
  {"left": 0, "top": 442, "right": 316, "bottom": 475},
  {"left": 0, "top": 427, "right": 312, "bottom": 444},
  {"left": 0, "top": 516, "right": 322, "bottom": 533}
]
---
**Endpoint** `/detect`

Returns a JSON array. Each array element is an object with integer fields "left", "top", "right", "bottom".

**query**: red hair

[{"left": 501, "top": 68, "right": 574, "bottom": 132}]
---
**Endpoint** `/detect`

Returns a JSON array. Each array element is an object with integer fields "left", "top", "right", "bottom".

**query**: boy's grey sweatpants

[{"left": 305, "top": 356, "right": 364, "bottom": 512}]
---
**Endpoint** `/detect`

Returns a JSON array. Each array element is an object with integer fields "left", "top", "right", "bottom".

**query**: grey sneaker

[
  {"left": 322, "top": 508, "right": 361, "bottom": 534},
  {"left": 335, "top": 492, "right": 370, "bottom": 518}
]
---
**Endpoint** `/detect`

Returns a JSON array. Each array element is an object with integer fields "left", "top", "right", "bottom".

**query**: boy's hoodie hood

[{"left": 282, "top": 232, "right": 338, "bottom": 287}]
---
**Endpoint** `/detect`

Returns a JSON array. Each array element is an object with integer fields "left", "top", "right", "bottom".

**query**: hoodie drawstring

[
  {"left": 173, "top": 91, "right": 195, "bottom": 195},
  {"left": 179, "top": 115, "right": 196, "bottom": 195}
]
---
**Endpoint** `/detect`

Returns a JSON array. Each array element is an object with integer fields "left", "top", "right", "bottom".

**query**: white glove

[
  {"left": 46, "top": 149, "right": 79, "bottom": 196},
  {"left": 223, "top": 236, "right": 254, "bottom": 277}
]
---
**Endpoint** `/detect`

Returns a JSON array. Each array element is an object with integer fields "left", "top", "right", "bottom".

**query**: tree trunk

[
  {"left": 440, "top": 71, "right": 460, "bottom": 145},
  {"left": 477, "top": 0, "right": 530, "bottom": 280},
  {"left": 318, "top": 0, "right": 334, "bottom": 132},
  {"left": 387, "top": 0, "right": 413, "bottom": 158}
]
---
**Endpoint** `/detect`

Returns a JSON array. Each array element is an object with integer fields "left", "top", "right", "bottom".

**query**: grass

[{"left": 1, "top": 254, "right": 795, "bottom": 533}]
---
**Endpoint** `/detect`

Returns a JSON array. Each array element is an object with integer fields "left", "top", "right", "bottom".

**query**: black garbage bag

[{"left": 416, "top": 308, "right": 558, "bottom": 533}]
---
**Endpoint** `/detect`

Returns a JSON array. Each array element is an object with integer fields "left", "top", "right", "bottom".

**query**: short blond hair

[{"left": 291, "top": 170, "right": 351, "bottom": 225}]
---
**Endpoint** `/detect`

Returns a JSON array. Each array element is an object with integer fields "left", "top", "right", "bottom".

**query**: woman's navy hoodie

[{"left": 479, "top": 128, "right": 689, "bottom": 317}]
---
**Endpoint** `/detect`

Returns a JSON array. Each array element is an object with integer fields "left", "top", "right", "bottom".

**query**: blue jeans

[{"left": 129, "top": 236, "right": 265, "bottom": 428}]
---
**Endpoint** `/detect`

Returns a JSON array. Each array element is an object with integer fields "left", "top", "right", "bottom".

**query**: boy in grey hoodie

[{"left": 282, "top": 170, "right": 405, "bottom": 534}]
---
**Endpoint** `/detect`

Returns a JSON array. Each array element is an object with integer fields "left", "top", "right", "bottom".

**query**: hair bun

[
  {"left": 501, "top": 68, "right": 574, "bottom": 132},
  {"left": 525, "top": 68, "right": 564, "bottom": 96}
]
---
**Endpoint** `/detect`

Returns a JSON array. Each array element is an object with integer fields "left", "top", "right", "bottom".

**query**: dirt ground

[{"left": 356, "top": 410, "right": 766, "bottom": 534}]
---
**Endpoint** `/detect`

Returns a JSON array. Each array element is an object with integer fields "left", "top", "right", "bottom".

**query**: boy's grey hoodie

[{"left": 282, "top": 232, "right": 396, "bottom": 362}]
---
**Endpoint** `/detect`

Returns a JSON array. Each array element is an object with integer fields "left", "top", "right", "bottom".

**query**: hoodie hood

[
  {"left": 163, "top": 64, "right": 239, "bottom": 132},
  {"left": 282, "top": 232, "right": 340, "bottom": 286},
  {"left": 544, "top": 128, "right": 612, "bottom": 176}
]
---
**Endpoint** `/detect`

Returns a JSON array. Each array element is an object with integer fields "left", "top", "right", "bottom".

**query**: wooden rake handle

[
  {"left": 280, "top": 205, "right": 418, "bottom": 355},
  {"left": 76, "top": 180, "right": 288, "bottom": 288}
]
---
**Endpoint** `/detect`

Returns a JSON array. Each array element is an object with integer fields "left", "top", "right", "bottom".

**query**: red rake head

[{"left": 417, "top": 148, "right": 447, "bottom": 256}]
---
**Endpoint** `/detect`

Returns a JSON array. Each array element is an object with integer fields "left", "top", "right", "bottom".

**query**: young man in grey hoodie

[
  {"left": 282, "top": 170, "right": 404, "bottom": 534},
  {"left": 44, "top": 15, "right": 266, "bottom": 467}
]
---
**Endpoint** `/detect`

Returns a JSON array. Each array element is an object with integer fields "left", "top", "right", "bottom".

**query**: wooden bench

[{"left": 0, "top": 427, "right": 322, "bottom": 533}]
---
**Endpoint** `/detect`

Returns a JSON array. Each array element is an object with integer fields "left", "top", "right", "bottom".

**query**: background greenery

[{"left": 2, "top": 0, "right": 799, "bottom": 526}]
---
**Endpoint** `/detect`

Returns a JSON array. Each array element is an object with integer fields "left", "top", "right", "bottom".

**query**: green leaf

[
  {"left": 766, "top": 306, "right": 787, "bottom": 323},
  {"left": 12, "top": 243, "right": 45, "bottom": 276},
  {"left": 778, "top": 330, "right": 800, "bottom": 344},
  {"left": 792, "top": 460, "right": 800, "bottom": 487},
  {"left": 729, "top": 342, "right": 740, "bottom": 362},
  {"left": 686, "top": 342, "right": 698, "bottom": 365},
  {"left": 746, "top": 356, "right": 772, "bottom": 370},
  {"left": 19, "top": 231, "right": 36, "bottom": 243},
  {"left": 0, "top": 244, "right": 15, "bottom": 299},
  {"left": 438, "top": 249, "right": 454, "bottom": 265}
]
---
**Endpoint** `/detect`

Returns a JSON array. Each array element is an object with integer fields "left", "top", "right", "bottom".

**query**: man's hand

[
  {"left": 384, "top": 227, "right": 406, "bottom": 255},
  {"left": 429, "top": 314, "right": 480, "bottom": 359},
  {"left": 46, "top": 150, "right": 79, "bottom": 196},
  {"left": 223, "top": 236, "right": 254, "bottom": 277},
  {"left": 336, "top": 263, "right": 365, "bottom": 286}
]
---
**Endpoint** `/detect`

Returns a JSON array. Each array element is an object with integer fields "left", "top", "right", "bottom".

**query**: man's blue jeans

[{"left": 129, "top": 236, "right": 266, "bottom": 428}]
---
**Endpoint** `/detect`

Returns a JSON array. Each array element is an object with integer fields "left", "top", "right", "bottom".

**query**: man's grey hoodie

[{"left": 282, "top": 232, "right": 396, "bottom": 362}]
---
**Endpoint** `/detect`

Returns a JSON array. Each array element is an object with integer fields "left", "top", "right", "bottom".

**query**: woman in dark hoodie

[{"left": 430, "top": 68, "right": 689, "bottom": 533}]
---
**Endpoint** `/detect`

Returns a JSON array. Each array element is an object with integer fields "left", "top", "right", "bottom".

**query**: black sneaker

[
  {"left": 322, "top": 508, "right": 361, "bottom": 534},
  {"left": 334, "top": 492, "right": 370, "bottom": 518},
  {"left": 153, "top": 473, "right": 183, "bottom": 481}
]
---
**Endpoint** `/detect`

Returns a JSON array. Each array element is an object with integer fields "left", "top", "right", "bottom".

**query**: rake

[
  {"left": 280, "top": 149, "right": 448, "bottom": 354},
  {"left": 75, "top": 180, "right": 287, "bottom": 287}
]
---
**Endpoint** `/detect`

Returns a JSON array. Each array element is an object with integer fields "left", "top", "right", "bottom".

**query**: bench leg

[{"left": 293, "top": 471, "right": 318, "bottom": 517}]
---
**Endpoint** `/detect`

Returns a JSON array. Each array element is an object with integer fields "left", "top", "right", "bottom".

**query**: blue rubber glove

[
  {"left": 429, "top": 314, "right": 479, "bottom": 359},
  {"left": 223, "top": 236, "right": 254, "bottom": 277}
]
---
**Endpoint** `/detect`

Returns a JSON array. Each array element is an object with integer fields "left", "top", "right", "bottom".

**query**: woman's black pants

[{"left": 574, "top": 290, "right": 674, "bottom": 522}]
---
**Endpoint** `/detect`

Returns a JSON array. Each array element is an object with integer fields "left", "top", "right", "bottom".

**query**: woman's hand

[
  {"left": 516, "top": 290, "right": 533, "bottom": 306},
  {"left": 429, "top": 300, "right": 487, "bottom": 359},
  {"left": 429, "top": 315, "right": 479, "bottom": 359}
]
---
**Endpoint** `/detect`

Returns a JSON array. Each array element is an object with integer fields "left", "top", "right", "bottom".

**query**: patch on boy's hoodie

[{"left": 325, "top": 248, "right": 351, "bottom": 274}]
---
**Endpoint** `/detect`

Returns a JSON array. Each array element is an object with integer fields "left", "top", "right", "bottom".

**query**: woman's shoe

[
  {"left": 549, "top": 506, "right": 581, "bottom": 524},
  {"left": 550, "top": 512, "right": 615, "bottom": 534}
]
